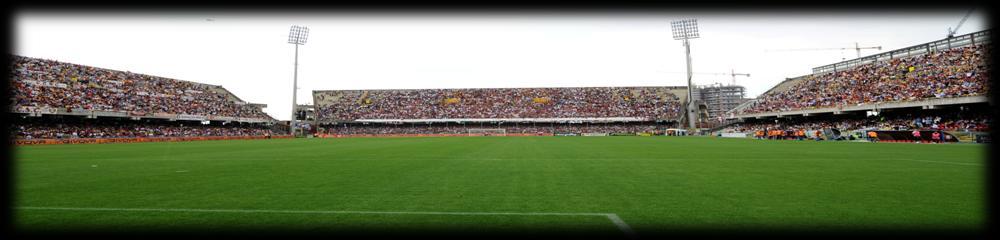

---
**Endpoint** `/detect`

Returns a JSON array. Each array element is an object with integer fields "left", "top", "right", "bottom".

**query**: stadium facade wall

[
  {"left": 870, "top": 131, "right": 959, "bottom": 142},
  {"left": 319, "top": 133, "right": 553, "bottom": 138},
  {"left": 609, "top": 133, "right": 639, "bottom": 136},
  {"left": 345, "top": 117, "right": 663, "bottom": 124},
  {"left": 13, "top": 135, "right": 291, "bottom": 146},
  {"left": 11, "top": 106, "right": 273, "bottom": 123}
]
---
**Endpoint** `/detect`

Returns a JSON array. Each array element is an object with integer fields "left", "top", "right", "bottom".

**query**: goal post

[{"left": 468, "top": 128, "right": 506, "bottom": 136}]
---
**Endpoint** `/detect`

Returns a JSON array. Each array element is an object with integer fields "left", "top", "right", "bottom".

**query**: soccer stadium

[{"left": 9, "top": 10, "right": 991, "bottom": 239}]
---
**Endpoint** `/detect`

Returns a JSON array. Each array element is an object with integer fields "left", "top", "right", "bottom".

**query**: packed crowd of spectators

[
  {"left": 10, "top": 55, "right": 271, "bottom": 119},
  {"left": 12, "top": 118, "right": 274, "bottom": 139},
  {"left": 316, "top": 87, "right": 683, "bottom": 121},
  {"left": 321, "top": 122, "right": 669, "bottom": 135},
  {"left": 741, "top": 45, "right": 990, "bottom": 114}
]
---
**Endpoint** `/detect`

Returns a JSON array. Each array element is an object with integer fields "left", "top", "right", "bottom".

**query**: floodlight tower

[
  {"left": 288, "top": 25, "right": 309, "bottom": 136},
  {"left": 672, "top": 19, "right": 699, "bottom": 130}
]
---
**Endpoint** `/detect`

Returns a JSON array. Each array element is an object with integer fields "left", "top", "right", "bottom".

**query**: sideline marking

[
  {"left": 605, "top": 213, "right": 637, "bottom": 239},
  {"left": 17, "top": 206, "right": 637, "bottom": 238}
]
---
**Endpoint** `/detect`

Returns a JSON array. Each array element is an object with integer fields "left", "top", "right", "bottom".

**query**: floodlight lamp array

[
  {"left": 671, "top": 19, "right": 699, "bottom": 40},
  {"left": 288, "top": 25, "right": 310, "bottom": 45}
]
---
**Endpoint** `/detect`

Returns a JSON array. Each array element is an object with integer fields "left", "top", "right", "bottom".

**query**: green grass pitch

[{"left": 13, "top": 136, "right": 985, "bottom": 236}]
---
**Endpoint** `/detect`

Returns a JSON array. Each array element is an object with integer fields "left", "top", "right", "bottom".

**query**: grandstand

[
  {"left": 312, "top": 86, "right": 686, "bottom": 136},
  {"left": 722, "top": 30, "right": 990, "bottom": 143},
  {"left": 9, "top": 55, "right": 281, "bottom": 144}
]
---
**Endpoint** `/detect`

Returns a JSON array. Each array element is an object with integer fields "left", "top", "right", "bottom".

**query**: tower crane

[
  {"left": 765, "top": 43, "right": 882, "bottom": 60},
  {"left": 664, "top": 69, "right": 750, "bottom": 86},
  {"left": 947, "top": 8, "right": 975, "bottom": 38}
]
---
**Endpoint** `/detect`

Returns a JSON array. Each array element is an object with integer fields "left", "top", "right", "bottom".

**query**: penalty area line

[{"left": 17, "top": 206, "right": 637, "bottom": 238}]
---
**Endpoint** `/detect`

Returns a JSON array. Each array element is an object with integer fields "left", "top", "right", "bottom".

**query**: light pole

[
  {"left": 288, "top": 25, "right": 309, "bottom": 136},
  {"left": 671, "top": 19, "right": 699, "bottom": 130}
]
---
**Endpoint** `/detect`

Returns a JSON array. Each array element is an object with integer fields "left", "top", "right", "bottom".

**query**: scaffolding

[{"left": 698, "top": 85, "right": 747, "bottom": 120}]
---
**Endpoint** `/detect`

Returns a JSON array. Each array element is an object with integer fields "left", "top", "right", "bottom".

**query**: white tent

[{"left": 665, "top": 128, "right": 688, "bottom": 136}]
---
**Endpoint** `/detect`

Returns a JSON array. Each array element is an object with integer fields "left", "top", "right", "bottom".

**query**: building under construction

[{"left": 696, "top": 84, "right": 748, "bottom": 121}]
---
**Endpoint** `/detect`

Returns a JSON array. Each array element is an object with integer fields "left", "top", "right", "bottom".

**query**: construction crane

[
  {"left": 665, "top": 70, "right": 750, "bottom": 122},
  {"left": 664, "top": 69, "right": 750, "bottom": 86},
  {"left": 947, "top": 8, "right": 975, "bottom": 38},
  {"left": 765, "top": 43, "right": 882, "bottom": 61}
]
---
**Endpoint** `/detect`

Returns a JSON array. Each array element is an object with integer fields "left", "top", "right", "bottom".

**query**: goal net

[{"left": 468, "top": 128, "right": 507, "bottom": 136}]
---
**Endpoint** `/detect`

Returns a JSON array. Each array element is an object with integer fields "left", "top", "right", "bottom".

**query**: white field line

[
  {"left": 16, "top": 206, "right": 637, "bottom": 238},
  {"left": 605, "top": 213, "right": 638, "bottom": 239}
]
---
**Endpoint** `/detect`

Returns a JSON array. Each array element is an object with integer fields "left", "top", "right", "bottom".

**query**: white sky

[{"left": 14, "top": 10, "right": 988, "bottom": 120}]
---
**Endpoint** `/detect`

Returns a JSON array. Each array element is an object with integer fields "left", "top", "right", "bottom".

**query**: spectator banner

[
  {"left": 210, "top": 116, "right": 237, "bottom": 122},
  {"left": 14, "top": 106, "right": 61, "bottom": 114},
  {"left": 13, "top": 106, "right": 33, "bottom": 113},
  {"left": 555, "top": 133, "right": 580, "bottom": 136},
  {"left": 582, "top": 133, "right": 609, "bottom": 136},
  {"left": 153, "top": 113, "right": 176, "bottom": 119},
  {"left": 40, "top": 107, "right": 58, "bottom": 114},
  {"left": 94, "top": 111, "right": 128, "bottom": 117},
  {"left": 14, "top": 135, "right": 292, "bottom": 146},
  {"left": 178, "top": 114, "right": 206, "bottom": 121},
  {"left": 22, "top": 80, "right": 68, "bottom": 88}
]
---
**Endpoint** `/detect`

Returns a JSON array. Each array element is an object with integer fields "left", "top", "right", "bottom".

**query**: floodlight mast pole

[
  {"left": 288, "top": 25, "right": 308, "bottom": 136},
  {"left": 672, "top": 19, "right": 699, "bottom": 131},
  {"left": 684, "top": 38, "right": 695, "bottom": 130},
  {"left": 291, "top": 43, "right": 299, "bottom": 136}
]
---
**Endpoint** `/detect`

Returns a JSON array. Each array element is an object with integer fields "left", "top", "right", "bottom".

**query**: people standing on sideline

[{"left": 868, "top": 131, "right": 878, "bottom": 142}]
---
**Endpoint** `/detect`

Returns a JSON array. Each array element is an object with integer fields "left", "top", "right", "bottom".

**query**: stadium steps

[
  {"left": 316, "top": 91, "right": 344, "bottom": 106},
  {"left": 209, "top": 87, "right": 244, "bottom": 103},
  {"left": 665, "top": 88, "right": 687, "bottom": 103}
]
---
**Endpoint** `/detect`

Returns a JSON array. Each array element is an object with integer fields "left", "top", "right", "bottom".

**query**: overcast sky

[{"left": 14, "top": 10, "right": 988, "bottom": 120}]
